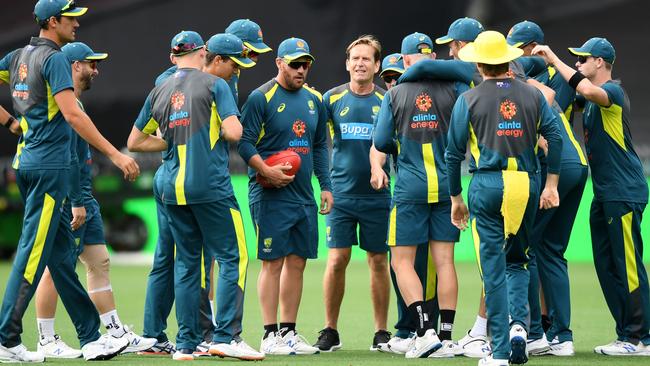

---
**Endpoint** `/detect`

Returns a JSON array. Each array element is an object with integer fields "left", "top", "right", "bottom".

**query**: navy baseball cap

[
  {"left": 225, "top": 19, "right": 272, "bottom": 53},
  {"left": 569, "top": 37, "right": 616, "bottom": 64},
  {"left": 380, "top": 53, "right": 405, "bottom": 76},
  {"left": 170, "top": 31, "right": 204, "bottom": 56},
  {"left": 207, "top": 33, "right": 255, "bottom": 68},
  {"left": 34, "top": 0, "right": 87, "bottom": 23},
  {"left": 61, "top": 42, "right": 107, "bottom": 63},
  {"left": 401, "top": 32, "right": 433, "bottom": 55},
  {"left": 436, "top": 17, "right": 484, "bottom": 44},
  {"left": 507, "top": 20, "right": 544, "bottom": 48},
  {"left": 277, "top": 37, "right": 315, "bottom": 62}
]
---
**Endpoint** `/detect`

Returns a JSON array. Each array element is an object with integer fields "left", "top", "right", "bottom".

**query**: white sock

[
  {"left": 37, "top": 318, "right": 56, "bottom": 339},
  {"left": 99, "top": 310, "right": 126, "bottom": 337},
  {"left": 209, "top": 300, "right": 217, "bottom": 327},
  {"left": 469, "top": 315, "right": 488, "bottom": 338}
]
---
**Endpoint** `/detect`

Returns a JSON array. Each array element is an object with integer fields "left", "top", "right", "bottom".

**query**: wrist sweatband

[
  {"left": 2, "top": 116, "right": 15, "bottom": 129},
  {"left": 568, "top": 71, "right": 586, "bottom": 89}
]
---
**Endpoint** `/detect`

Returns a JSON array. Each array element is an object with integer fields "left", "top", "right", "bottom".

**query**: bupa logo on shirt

[
  {"left": 496, "top": 99, "right": 523, "bottom": 138},
  {"left": 289, "top": 119, "right": 310, "bottom": 155},
  {"left": 340, "top": 122, "right": 373, "bottom": 140},
  {"left": 168, "top": 91, "right": 190, "bottom": 129},
  {"left": 12, "top": 63, "right": 30, "bottom": 100}
]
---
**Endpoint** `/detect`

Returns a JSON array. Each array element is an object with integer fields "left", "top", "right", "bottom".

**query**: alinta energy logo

[
  {"left": 289, "top": 119, "right": 310, "bottom": 154},
  {"left": 411, "top": 92, "right": 438, "bottom": 130},
  {"left": 13, "top": 63, "right": 30, "bottom": 100},
  {"left": 169, "top": 91, "right": 190, "bottom": 129},
  {"left": 497, "top": 99, "right": 523, "bottom": 137}
]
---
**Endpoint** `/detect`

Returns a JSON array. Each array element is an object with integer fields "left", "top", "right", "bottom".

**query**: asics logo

[
  {"left": 339, "top": 106, "right": 350, "bottom": 116},
  {"left": 623, "top": 344, "right": 635, "bottom": 352},
  {"left": 277, "top": 103, "right": 286, "bottom": 113}
]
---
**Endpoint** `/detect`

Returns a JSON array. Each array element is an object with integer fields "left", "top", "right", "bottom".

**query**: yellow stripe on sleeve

[
  {"left": 209, "top": 102, "right": 222, "bottom": 149},
  {"left": 142, "top": 118, "right": 159, "bottom": 135},
  {"left": 46, "top": 82, "right": 60, "bottom": 121},
  {"left": 600, "top": 104, "right": 626, "bottom": 151}
]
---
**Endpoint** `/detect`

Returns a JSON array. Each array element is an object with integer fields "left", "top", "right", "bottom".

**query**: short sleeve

[
  {"left": 42, "top": 52, "right": 73, "bottom": 95},
  {"left": 212, "top": 78, "right": 239, "bottom": 119}
]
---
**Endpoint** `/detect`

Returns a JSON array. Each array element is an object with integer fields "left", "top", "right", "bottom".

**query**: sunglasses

[
  {"left": 287, "top": 60, "right": 312, "bottom": 70},
  {"left": 577, "top": 56, "right": 590, "bottom": 64},
  {"left": 382, "top": 74, "right": 399, "bottom": 83},
  {"left": 81, "top": 60, "right": 97, "bottom": 70}
]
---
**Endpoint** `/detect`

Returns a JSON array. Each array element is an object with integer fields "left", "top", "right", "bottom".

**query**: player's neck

[
  {"left": 482, "top": 73, "right": 509, "bottom": 80},
  {"left": 349, "top": 80, "right": 374, "bottom": 95},
  {"left": 591, "top": 71, "right": 612, "bottom": 87},
  {"left": 38, "top": 30, "right": 63, "bottom": 47}
]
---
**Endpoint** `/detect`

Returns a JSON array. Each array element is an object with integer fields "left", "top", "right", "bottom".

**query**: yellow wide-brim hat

[{"left": 459, "top": 30, "right": 523, "bottom": 65}]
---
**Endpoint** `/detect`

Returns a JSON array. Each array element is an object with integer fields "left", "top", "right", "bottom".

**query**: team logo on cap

[
  {"left": 419, "top": 36, "right": 425, "bottom": 41},
  {"left": 296, "top": 40, "right": 305, "bottom": 48},
  {"left": 499, "top": 99, "right": 517, "bottom": 120},
  {"left": 388, "top": 56, "right": 398, "bottom": 64},
  {"left": 18, "top": 64, "right": 28, "bottom": 81},
  {"left": 292, "top": 120, "right": 306, "bottom": 137},
  {"left": 415, "top": 92, "right": 433, "bottom": 112},
  {"left": 171, "top": 91, "right": 185, "bottom": 110}
]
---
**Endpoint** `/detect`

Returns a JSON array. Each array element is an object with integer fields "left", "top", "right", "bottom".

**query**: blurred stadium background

[{"left": 0, "top": 0, "right": 648, "bottom": 260}]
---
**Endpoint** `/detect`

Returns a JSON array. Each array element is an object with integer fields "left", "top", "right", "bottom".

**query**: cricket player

[
  {"left": 238, "top": 37, "right": 332, "bottom": 355},
  {"left": 0, "top": 0, "right": 139, "bottom": 362}
]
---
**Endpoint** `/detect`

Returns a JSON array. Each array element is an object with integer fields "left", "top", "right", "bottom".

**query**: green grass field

[{"left": 1, "top": 260, "right": 649, "bottom": 365}]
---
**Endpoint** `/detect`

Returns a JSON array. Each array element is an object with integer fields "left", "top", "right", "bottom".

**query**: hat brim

[
  {"left": 506, "top": 39, "right": 525, "bottom": 48},
  {"left": 458, "top": 43, "right": 524, "bottom": 65},
  {"left": 379, "top": 67, "right": 404, "bottom": 76},
  {"left": 229, "top": 56, "right": 255, "bottom": 68},
  {"left": 282, "top": 52, "right": 315, "bottom": 62},
  {"left": 86, "top": 53, "right": 108, "bottom": 60},
  {"left": 435, "top": 35, "right": 453, "bottom": 45},
  {"left": 244, "top": 41, "right": 272, "bottom": 54},
  {"left": 61, "top": 7, "right": 88, "bottom": 17},
  {"left": 568, "top": 47, "right": 591, "bottom": 57}
]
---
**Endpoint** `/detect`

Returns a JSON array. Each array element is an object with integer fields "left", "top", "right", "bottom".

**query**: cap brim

[
  {"left": 86, "top": 53, "right": 108, "bottom": 60},
  {"left": 568, "top": 47, "right": 591, "bottom": 57},
  {"left": 61, "top": 7, "right": 88, "bottom": 17},
  {"left": 458, "top": 43, "right": 524, "bottom": 65},
  {"left": 244, "top": 41, "right": 272, "bottom": 53},
  {"left": 379, "top": 67, "right": 404, "bottom": 76},
  {"left": 435, "top": 35, "right": 453, "bottom": 45},
  {"left": 506, "top": 39, "right": 524, "bottom": 48},
  {"left": 229, "top": 56, "right": 256, "bottom": 68},
  {"left": 282, "top": 52, "right": 315, "bottom": 62}
]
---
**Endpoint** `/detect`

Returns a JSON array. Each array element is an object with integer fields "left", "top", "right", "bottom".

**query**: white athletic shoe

[
  {"left": 282, "top": 330, "right": 320, "bottom": 355},
  {"left": 172, "top": 349, "right": 195, "bottom": 361},
  {"left": 381, "top": 335, "right": 415, "bottom": 354},
  {"left": 37, "top": 335, "right": 81, "bottom": 359},
  {"left": 458, "top": 330, "right": 491, "bottom": 358},
  {"left": 193, "top": 341, "right": 211, "bottom": 357},
  {"left": 509, "top": 324, "right": 528, "bottom": 364},
  {"left": 594, "top": 340, "right": 646, "bottom": 356},
  {"left": 526, "top": 336, "right": 550, "bottom": 355},
  {"left": 405, "top": 329, "right": 442, "bottom": 358},
  {"left": 81, "top": 334, "right": 129, "bottom": 361},
  {"left": 547, "top": 340, "right": 575, "bottom": 356},
  {"left": 0, "top": 343, "right": 44, "bottom": 363},
  {"left": 121, "top": 326, "right": 158, "bottom": 354},
  {"left": 428, "top": 339, "right": 461, "bottom": 358},
  {"left": 260, "top": 332, "right": 295, "bottom": 355},
  {"left": 137, "top": 340, "right": 176, "bottom": 355},
  {"left": 478, "top": 355, "right": 509, "bottom": 366},
  {"left": 209, "top": 339, "right": 265, "bottom": 360}
]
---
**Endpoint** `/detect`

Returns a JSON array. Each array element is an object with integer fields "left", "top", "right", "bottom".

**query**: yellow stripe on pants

[
  {"left": 230, "top": 208, "right": 248, "bottom": 291},
  {"left": 24, "top": 193, "right": 55, "bottom": 284},
  {"left": 388, "top": 206, "right": 397, "bottom": 246},
  {"left": 501, "top": 171, "right": 529, "bottom": 238},
  {"left": 622, "top": 211, "right": 639, "bottom": 293}
]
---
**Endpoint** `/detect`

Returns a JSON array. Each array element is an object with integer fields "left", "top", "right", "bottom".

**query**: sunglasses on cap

[
  {"left": 286, "top": 60, "right": 312, "bottom": 70},
  {"left": 381, "top": 74, "right": 399, "bottom": 84},
  {"left": 172, "top": 43, "right": 202, "bottom": 55}
]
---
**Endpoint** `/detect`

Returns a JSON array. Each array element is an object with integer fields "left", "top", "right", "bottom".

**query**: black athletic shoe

[
  {"left": 313, "top": 328, "right": 342, "bottom": 352},
  {"left": 370, "top": 330, "right": 392, "bottom": 351}
]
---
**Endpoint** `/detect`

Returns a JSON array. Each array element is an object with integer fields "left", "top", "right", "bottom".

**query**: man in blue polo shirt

[
  {"left": 238, "top": 37, "right": 332, "bottom": 356},
  {"left": 0, "top": 0, "right": 138, "bottom": 362},
  {"left": 534, "top": 37, "right": 650, "bottom": 356}
]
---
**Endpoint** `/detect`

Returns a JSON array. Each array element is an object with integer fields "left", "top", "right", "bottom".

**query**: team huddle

[{"left": 0, "top": 0, "right": 648, "bottom": 365}]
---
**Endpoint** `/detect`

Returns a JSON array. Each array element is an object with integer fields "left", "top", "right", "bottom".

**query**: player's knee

[
  {"left": 367, "top": 252, "right": 388, "bottom": 272},
  {"left": 328, "top": 250, "right": 351, "bottom": 272},
  {"left": 261, "top": 258, "right": 284, "bottom": 276},
  {"left": 284, "top": 254, "right": 307, "bottom": 272}
]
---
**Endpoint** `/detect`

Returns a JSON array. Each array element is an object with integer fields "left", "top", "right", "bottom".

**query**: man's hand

[
  {"left": 8, "top": 119, "right": 22, "bottom": 136},
  {"left": 450, "top": 194, "right": 469, "bottom": 230},
  {"left": 539, "top": 187, "right": 560, "bottom": 209},
  {"left": 110, "top": 152, "right": 140, "bottom": 181},
  {"left": 260, "top": 163, "right": 295, "bottom": 188},
  {"left": 537, "top": 136, "right": 548, "bottom": 156},
  {"left": 370, "top": 167, "right": 389, "bottom": 190},
  {"left": 319, "top": 190, "right": 333, "bottom": 215},
  {"left": 531, "top": 45, "right": 559, "bottom": 66},
  {"left": 71, "top": 206, "right": 86, "bottom": 231}
]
